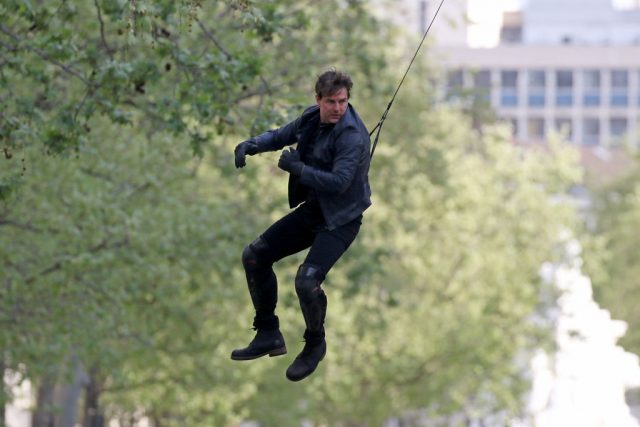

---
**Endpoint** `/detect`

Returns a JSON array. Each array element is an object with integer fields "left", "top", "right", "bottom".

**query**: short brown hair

[{"left": 315, "top": 69, "right": 353, "bottom": 99}]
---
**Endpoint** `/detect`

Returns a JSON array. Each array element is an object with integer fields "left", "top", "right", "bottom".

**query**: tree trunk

[
  {"left": 1, "top": 355, "right": 5, "bottom": 427},
  {"left": 31, "top": 355, "right": 89, "bottom": 427},
  {"left": 83, "top": 370, "right": 104, "bottom": 427},
  {"left": 31, "top": 381, "right": 55, "bottom": 427},
  {"left": 59, "top": 357, "right": 88, "bottom": 427}
]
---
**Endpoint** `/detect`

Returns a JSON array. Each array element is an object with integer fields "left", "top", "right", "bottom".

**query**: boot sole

[
  {"left": 230, "top": 346, "right": 287, "bottom": 361},
  {"left": 285, "top": 353, "right": 325, "bottom": 382}
]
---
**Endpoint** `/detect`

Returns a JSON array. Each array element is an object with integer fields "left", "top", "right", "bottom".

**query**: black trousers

[
  {"left": 246, "top": 201, "right": 362, "bottom": 328},
  {"left": 263, "top": 202, "right": 361, "bottom": 277}
]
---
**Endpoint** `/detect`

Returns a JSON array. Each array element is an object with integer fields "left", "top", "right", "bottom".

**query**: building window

[
  {"left": 446, "top": 69, "right": 464, "bottom": 101},
  {"left": 583, "top": 70, "right": 601, "bottom": 107},
  {"left": 554, "top": 118, "right": 573, "bottom": 141},
  {"left": 583, "top": 118, "right": 600, "bottom": 145},
  {"left": 610, "top": 70, "right": 629, "bottom": 107},
  {"left": 500, "top": 11, "right": 523, "bottom": 44},
  {"left": 501, "top": 26, "right": 522, "bottom": 44},
  {"left": 638, "top": 70, "right": 640, "bottom": 107},
  {"left": 501, "top": 70, "right": 518, "bottom": 107},
  {"left": 528, "top": 70, "right": 546, "bottom": 107},
  {"left": 473, "top": 69, "right": 492, "bottom": 103},
  {"left": 556, "top": 70, "right": 573, "bottom": 107},
  {"left": 610, "top": 117, "right": 628, "bottom": 145},
  {"left": 527, "top": 117, "right": 545, "bottom": 139}
]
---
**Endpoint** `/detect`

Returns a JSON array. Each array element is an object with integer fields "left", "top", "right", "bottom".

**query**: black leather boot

[
  {"left": 285, "top": 330, "right": 326, "bottom": 381},
  {"left": 286, "top": 264, "right": 328, "bottom": 381},
  {"left": 230, "top": 316, "right": 287, "bottom": 361}
]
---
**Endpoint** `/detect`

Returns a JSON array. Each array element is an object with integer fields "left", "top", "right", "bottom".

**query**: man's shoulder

[
  {"left": 300, "top": 105, "right": 320, "bottom": 119},
  {"left": 336, "top": 104, "right": 368, "bottom": 136}
]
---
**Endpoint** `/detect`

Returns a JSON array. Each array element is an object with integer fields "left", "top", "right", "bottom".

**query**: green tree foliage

[
  {"left": 0, "top": 0, "right": 393, "bottom": 199},
  {"left": 1, "top": 1, "right": 584, "bottom": 426},
  {"left": 1, "top": 0, "right": 390, "bottom": 424},
  {"left": 583, "top": 161, "right": 640, "bottom": 356},
  {"left": 1, "top": 1, "right": 266, "bottom": 154},
  {"left": 1, "top": 117, "right": 259, "bottom": 424}
]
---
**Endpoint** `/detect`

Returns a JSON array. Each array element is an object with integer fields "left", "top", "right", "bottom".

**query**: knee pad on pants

[
  {"left": 242, "top": 236, "right": 272, "bottom": 272},
  {"left": 295, "top": 264, "right": 324, "bottom": 303}
]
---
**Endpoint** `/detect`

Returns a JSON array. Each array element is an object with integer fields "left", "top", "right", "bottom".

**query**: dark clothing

[
  {"left": 233, "top": 85, "right": 372, "bottom": 379},
  {"left": 247, "top": 201, "right": 361, "bottom": 329},
  {"left": 298, "top": 123, "right": 328, "bottom": 209},
  {"left": 262, "top": 203, "right": 362, "bottom": 279},
  {"left": 253, "top": 104, "right": 372, "bottom": 230},
  {"left": 240, "top": 101, "right": 370, "bottom": 367}
]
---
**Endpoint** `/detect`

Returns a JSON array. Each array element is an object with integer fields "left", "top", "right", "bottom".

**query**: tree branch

[
  {"left": 195, "top": 18, "right": 272, "bottom": 97},
  {"left": 195, "top": 18, "right": 231, "bottom": 60},
  {"left": 93, "top": 0, "right": 114, "bottom": 60},
  {"left": 44, "top": 0, "right": 70, "bottom": 29},
  {"left": 0, "top": 24, "right": 91, "bottom": 86},
  {"left": 79, "top": 167, "right": 115, "bottom": 183},
  {"left": 0, "top": 219, "right": 63, "bottom": 234},
  {"left": 0, "top": 219, "right": 33, "bottom": 231},
  {"left": 74, "top": 88, "right": 92, "bottom": 122},
  {"left": 25, "top": 236, "right": 130, "bottom": 285},
  {"left": 0, "top": 38, "right": 17, "bottom": 53}
]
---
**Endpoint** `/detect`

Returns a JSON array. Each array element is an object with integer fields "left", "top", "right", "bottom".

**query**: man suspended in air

[{"left": 231, "top": 70, "right": 372, "bottom": 382}]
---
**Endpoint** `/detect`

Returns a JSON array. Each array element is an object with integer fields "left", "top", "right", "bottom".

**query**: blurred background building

[
  {"left": 389, "top": 1, "right": 640, "bottom": 423},
  {"left": 397, "top": 0, "right": 640, "bottom": 183}
]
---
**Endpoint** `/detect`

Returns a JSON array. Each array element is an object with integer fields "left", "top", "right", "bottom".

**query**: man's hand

[
  {"left": 278, "top": 148, "right": 304, "bottom": 176},
  {"left": 234, "top": 139, "right": 258, "bottom": 168}
]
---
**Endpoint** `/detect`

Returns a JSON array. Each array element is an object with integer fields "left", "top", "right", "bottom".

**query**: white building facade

[
  {"left": 522, "top": 0, "right": 640, "bottom": 45},
  {"left": 404, "top": 0, "right": 640, "bottom": 149},
  {"left": 436, "top": 45, "right": 640, "bottom": 147}
]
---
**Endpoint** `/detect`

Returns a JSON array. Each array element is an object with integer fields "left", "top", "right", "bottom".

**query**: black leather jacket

[{"left": 252, "top": 104, "right": 372, "bottom": 230}]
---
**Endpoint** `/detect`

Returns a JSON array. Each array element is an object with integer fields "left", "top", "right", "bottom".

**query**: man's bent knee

[
  {"left": 242, "top": 236, "right": 271, "bottom": 271},
  {"left": 295, "top": 264, "right": 324, "bottom": 303}
]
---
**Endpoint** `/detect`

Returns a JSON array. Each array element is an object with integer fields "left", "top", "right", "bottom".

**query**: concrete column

[
  {"left": 491, "top": 68, "right": 500, "bottom": 109},
  {"left": 546, "top": 68, "right": 562, "bottom": 140},
  {"left": 573, "top": 69, "right": 583, "bottom": 145},
  {"left": 601, "top": 70, "right": 611, "bottom": 147},
  {"left": 630, "top": 70, "right": 640, "bottom": 150},
  {"left": 517, "top": 67, "right": 529, "bottom": 139}
]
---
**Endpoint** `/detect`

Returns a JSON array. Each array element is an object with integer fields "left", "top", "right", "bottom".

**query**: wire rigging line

[{"left": 369, "top": 0, "right": 448, "bottom": 159}]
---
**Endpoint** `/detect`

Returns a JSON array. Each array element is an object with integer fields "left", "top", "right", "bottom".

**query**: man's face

[{"left": 316, "top": 88, "right": 349, "bottom": 124}]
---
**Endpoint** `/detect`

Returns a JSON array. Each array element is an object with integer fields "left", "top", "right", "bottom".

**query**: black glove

[
  {"left": 234, "top": 139, "right": 258, "bottom": 168},
  {"left": 278, "top": 148, "right": 304, "bottom": 176}
]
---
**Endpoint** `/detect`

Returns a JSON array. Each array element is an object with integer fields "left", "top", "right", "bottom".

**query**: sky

[
  {"left": 612, "top": 0, "right": 639, "bottom": 8},
  {"left": 466, "top": 0, "right": 639, "bottom": 47},
  {"left": 503, "top": 0, "right": 639, "bottom": 10}
]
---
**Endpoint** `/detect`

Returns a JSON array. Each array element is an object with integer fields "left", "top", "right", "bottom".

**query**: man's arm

[
  {"left": 298, "top": 129, "right": 364, "bottom": 194},
  {"left": 234, "top": 115, "right": 302, "bottom": 168},
  {"left": 252, "top": 116, "right": 302, "bottom": 153}
]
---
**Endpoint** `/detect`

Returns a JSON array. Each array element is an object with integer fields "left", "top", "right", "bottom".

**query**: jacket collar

[{"left": 303, "top": 103, "right": 358, "bottom": 132}]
